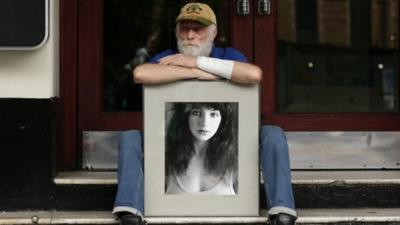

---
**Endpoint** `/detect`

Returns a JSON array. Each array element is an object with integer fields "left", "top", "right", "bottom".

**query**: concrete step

[
  {"left": 53, "top": 171, "right": 400, "bottom": 210},
  {"left": 1, "top": 208, "right": 400, "bottom": 224},
  {"left": 54, "top": 170, "right": 400, "bottom": 186}
]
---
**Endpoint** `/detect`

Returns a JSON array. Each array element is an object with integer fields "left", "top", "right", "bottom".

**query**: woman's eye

[
  {"left": 191, "top": 110, "right": 200, "bottom": 116},
  {"left": 210, "top": 112, "right": 220, "bottom": 117}
]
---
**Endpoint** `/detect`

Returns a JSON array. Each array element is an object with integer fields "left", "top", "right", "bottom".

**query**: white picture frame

[{"left": 144, "top": 80, "right": 259, "bottom": 216}]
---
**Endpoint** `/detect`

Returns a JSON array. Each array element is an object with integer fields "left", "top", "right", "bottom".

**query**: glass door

[
  {"left": 73, "top": 0, "right": 254, "bottom": 169},
  {"left": 102, "top": 0, "right": 233, "bottom": 112},
  {"left": 257, "top": 0, "right": 399, "bottom": 130}
]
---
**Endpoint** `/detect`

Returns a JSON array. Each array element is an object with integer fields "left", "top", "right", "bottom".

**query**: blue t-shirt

[{"left": 149, "top": 46, "right": 248, "bottom": 63}]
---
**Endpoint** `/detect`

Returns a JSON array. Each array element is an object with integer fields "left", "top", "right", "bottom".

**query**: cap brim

[{"left": 176, "top": 16, "right": 214, "bottom": 26}]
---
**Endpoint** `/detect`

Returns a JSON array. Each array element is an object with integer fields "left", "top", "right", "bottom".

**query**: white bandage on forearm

[{"left": 196, "top": 56, "right": 234, "bottom": 79}]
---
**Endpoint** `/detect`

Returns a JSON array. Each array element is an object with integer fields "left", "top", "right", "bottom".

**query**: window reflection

[
  {"left": 103, "top": 0, "right": 230, "bottom": 111},
  {"left": 277, "top": 0, "right": 399, "bottom": 112}
]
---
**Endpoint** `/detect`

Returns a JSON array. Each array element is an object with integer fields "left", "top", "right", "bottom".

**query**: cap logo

[{"left": 186, "top": 4, "right": 203, "bottom": 14}]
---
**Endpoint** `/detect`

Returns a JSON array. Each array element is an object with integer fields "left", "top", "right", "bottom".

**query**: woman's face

[{"left": 188, "top": 106, "right": 222, "bottom": 141}]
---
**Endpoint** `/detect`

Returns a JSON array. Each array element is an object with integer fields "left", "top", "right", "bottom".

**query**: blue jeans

[{"left": 113, "top": 126, "right": 297, "bottom": 218}]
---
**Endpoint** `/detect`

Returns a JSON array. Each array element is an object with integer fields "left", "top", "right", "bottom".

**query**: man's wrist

[{"left": 196, "top": 56, "right": 234, "bottom": 79}]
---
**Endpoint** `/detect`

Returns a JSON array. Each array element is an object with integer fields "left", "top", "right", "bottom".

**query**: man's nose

[{"left": 187, "top": 29, "right": 196, "bottom": 39}]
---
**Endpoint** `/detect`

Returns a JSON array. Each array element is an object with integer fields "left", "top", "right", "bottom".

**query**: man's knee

[
  {"left": 259, "top": 125, "right": 289, "bottom": 160},
  {"left": 261, "top": 125, "right": 285, "bottom": 142},
  {"left": 119, "top": 130, "right": 142, "bottom": 154}
]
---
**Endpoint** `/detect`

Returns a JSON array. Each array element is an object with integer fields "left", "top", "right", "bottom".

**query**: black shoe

[
  {"left": 119, "top": 213, "right": 146, "bottom": 225},
  {"left": 269, "top": 213, "right": 296, "bottom": 225}
]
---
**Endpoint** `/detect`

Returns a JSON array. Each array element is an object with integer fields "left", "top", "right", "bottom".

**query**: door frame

[
  {"left": 59, "top": 0, "right": 78, "bottom": 169},
  {"left": 59, "top": 0, "right": 254, "bottom": 169}
]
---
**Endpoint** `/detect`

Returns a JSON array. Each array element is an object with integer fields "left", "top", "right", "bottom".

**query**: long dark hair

[{"left": 166, "top": 102, "right": 238, "bottom": 179}]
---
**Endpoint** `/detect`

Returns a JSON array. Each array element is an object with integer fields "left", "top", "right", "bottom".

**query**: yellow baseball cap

[{"left": 175, "top": 3, "right": 217, "bottom": 26}]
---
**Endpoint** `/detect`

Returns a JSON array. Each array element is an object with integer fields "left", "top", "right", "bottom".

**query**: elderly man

[{"left": 113, "top": 3, "right": 297, "bottom": 225}]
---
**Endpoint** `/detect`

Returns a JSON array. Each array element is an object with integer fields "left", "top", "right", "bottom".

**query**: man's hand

[
  {"left": 158, "top": 53, "right": 197, "bottom": 68},
  {"left": 192, "top": 68, "right": 220, "bottom": 81},
  {"left": 157, "top": 54, "right": 219, "bottom": 81}
]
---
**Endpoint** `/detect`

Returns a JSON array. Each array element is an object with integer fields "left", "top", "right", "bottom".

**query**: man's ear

[{"left": 212, "top": 26, "right": 218, "bottom": 39}]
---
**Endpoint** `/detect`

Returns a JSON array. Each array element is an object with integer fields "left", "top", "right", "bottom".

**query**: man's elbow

[
  {"left": 250, "top": 66, "right": 263, "bottom": 83},
  {"left": 133, "top": 65, "right": 147, "bottom": 84}
]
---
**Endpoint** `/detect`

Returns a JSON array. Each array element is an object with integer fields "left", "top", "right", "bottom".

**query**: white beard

[{"left": 177, "top": 38, "right": 213, "bottom": 57}]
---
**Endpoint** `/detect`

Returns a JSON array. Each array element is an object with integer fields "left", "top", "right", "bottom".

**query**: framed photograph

[{"left": 144, "top": 80, "right": 259, "bottom": 216}]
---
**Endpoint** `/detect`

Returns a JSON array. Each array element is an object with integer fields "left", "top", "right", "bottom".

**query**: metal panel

[
  {"left": 288, "top": 132, "right": 400, "bottom": 169},
  {"left": 82, "top": 131, "right": 400, "bottom": 170},
  {"left": 82, "top": 131, "right": 121, "bottom": 169}
]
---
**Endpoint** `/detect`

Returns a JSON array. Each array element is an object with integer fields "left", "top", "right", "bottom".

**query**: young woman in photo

[{"left": 165, "top": 102, "right": 238, "bottom": 195}]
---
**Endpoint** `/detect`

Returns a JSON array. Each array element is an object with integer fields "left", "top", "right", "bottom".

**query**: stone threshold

[{"left": 1, "top": 208, "right": 400, "bottom": 224}]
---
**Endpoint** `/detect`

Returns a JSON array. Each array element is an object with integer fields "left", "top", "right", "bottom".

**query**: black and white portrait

[{"left": 165, "top": 102, "right": 238, "bottom": 195}]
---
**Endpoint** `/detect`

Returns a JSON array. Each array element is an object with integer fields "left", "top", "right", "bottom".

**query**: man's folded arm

[
  {"left": 133, "top": 63, "right": 219, "bottom": 84},
  {"left": 230, "top": 61, "right": 262, "bottom": 84},
  {"left": 137, "top": 54, "right": 262, "bottom": 85}
]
